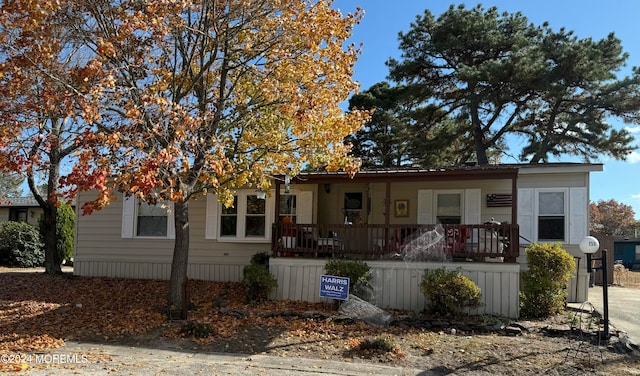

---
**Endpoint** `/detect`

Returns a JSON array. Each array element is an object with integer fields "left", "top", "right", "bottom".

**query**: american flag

[{"left": 486, "top": 194, "right": 512, "bottom": 207}]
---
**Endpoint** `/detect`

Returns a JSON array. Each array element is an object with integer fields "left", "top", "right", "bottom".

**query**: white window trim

[
  {"left": 213, "top": 189, "right": 274, "bottom": 243},
  {"left": 121, "top": 195, "right": 175, "bottom": 239},
  {"left": 205, "top": 189, "right": 312, "bottom": 242},
  {"left": 534, "top": 188, "right": 568, "bottom": 243}
]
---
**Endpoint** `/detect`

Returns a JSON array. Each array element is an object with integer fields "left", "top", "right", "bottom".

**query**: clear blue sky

[{"left": 332, "top": 0, "right": 640, "bottom": 219}]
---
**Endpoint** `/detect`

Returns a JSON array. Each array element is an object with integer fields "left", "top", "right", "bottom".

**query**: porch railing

[{"left": 271, "top": 223, "right": 520, "bottom": 262}]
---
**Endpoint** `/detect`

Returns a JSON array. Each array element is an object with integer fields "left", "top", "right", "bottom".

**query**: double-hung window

[
  {"left": 244, "top": 195, "right": 266, "bottom": 237},
  {"left": 137, "top": 201, "right": 169, "bottom": 237},
  {"left": 207, "top": 190, "right": 271, "bottom": 241},
  {"left": 121, "top": 195, "right": 175, "bottom": 239},
  {"left": 537, "top": 190, "right": 566, "bottom": 241}
]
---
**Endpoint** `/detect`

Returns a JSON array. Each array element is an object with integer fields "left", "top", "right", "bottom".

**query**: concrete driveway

[{"left": 587, "top": 285, "right": 640, "bottom": 343}]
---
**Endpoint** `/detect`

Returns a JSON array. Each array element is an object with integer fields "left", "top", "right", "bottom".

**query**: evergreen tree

[{"left": 387, "top": 4, "right": 639, "bottom": 165}]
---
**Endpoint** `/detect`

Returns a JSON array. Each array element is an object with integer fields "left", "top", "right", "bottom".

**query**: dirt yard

[{"left": 1, "top": 267, "right": 639, "bottom": 375}]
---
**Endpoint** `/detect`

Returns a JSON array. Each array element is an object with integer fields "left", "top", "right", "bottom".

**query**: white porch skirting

[
  {"left": 74, "top": 258, "right": 520, "bottom": 318},
  {"left": 270, "top": 258, "right": 520, "bottom": 318}
]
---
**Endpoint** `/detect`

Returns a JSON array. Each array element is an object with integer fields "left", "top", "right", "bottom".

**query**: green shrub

[
  {"left": 520, "top": 242, "right": 576, "bottom": 318},
  {"left": 0, "top": 221, "right": 44, "bottom": 267},
  {"left": 38, "top": 202, "right": 75, "bottom": 265},
  {"left": 419, "top": 267, "right": 482, "bottom": 316},
  {"left": 324, "top": 258, "right": 373, "bottom": 301},
  {"left": 250, "top": 251, "right": 271, "bottom": 267},
  {"left": 242, "top": 264, "right": 277, "bottom": 303}
]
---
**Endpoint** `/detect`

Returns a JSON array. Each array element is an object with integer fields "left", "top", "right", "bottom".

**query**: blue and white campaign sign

[{"left": 319, "top": 274, "right": 350, "bottom": 300}]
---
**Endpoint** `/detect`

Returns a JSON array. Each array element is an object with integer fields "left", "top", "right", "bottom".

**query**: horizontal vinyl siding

[
  {"left": 75, "top": 191, "right": 270, "bottom": 281},
  {"left": 369, "top": 180, "right": 513, "bottom": 225}
]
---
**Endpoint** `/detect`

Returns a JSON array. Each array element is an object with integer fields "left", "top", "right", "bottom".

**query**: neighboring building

[
  {"left": 0, "top": 196, "right": 43, "bottom": 228},
  {"left": 614, "top": 238, "right": 640, "bottom": 270},
  {"left": 73, "top": 163, "right": 603, "bottom": 318}
]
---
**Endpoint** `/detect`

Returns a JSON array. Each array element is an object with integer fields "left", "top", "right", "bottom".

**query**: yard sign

[{"left": 319, "top": 274, "right": 350, "bottom": 300}]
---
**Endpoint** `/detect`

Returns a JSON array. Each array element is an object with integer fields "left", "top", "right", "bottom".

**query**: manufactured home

[{"left": 73, "top": 163, "right": 603, "bottom": 318}]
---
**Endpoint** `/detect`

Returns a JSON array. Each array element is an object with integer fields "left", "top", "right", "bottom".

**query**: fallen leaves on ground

[{"left": 1, "top": 269, "right": 638, "bottom": 375}]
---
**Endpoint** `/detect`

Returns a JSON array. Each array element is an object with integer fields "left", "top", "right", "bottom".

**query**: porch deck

[{"left": 272, "top": 223, "right": 520, "bottom": 262}]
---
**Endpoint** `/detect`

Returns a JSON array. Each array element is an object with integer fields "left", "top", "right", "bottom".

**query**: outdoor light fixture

[
  {"left": 255, "top": 190, "right": 266, "bottom": 200},
  {"left": 579, "top": 235, "right": 609, "bottom": 339}
]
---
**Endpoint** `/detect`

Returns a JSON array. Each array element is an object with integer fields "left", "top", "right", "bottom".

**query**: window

[
  {"left": 121, "top": 195, "right": 174, "bottom": 239},
  {"left": 279, "top": 194, "right": 297, "bottom": 223},
  {"left": 220, "top": 196, "right": 238, "bottom": 236},
  {"left": 9, "top": 208, "right": 28, "bottom": 223},
  {"left": 218, "top": 192, "right": 267, "bottom": 240},
  {"left": 344, "top": 192, "right": 363, "bottom": 223},
  {"left": 205, "top": 190, "right": 305, "bottom": 241},
  {"left": 436, "top": 193, "right": 461, "bottom": 224},
  {"left": 136, "top": 201, "right": 169, "bottom": 237},
  {"left": 537, "top": 191, "right": 565, "bottom": 241},
  {"left": 245, "top": 195, "right": 266, "bottom": 237}
]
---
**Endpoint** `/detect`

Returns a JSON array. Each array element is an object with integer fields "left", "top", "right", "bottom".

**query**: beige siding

[
  {"left": 74, "top": 191, "right": 271, "bottom": 281},
  {"left": 368, "top": 180, "right": 513, "bottom": 225},
  {"left": 518, "top": 172, "right": 587, "bottom": 188},
  {"left": 75, "top": 187, "right": 317, "bottom": 281},
  {"left": 516, "top": 172, "right": 592, "bottom": 304},
  {"left": 270, "top": 258, "right": 520, "bottom": 318}
]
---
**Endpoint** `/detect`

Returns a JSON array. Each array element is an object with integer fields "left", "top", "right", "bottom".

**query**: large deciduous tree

[
  {"left": 590, "top": 199, "right": 639, "bottom": 237},
  {"left": 60, "top": 0, "right": 367, "bottom": 310},
  {"left": 0, "top": 1, "right": 105, "bottom": 274},
  {"left": 387, "top": 4, "right": 639, "bottom": 165}
]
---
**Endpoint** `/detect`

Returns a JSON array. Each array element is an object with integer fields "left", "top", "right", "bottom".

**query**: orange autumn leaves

[
  {"left": 1, "top": 1, "right": 368, "bottom": 213},
  {"left": 0, "top": 272, "right": 344, "bottom": 353}
]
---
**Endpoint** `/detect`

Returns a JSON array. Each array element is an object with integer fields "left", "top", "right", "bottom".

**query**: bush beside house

[
  {"left": 0, "top": 221, "right": 44, "bottom": 267},
  {"left": 242, "top": 252, "right": 277, "bottom": 303},
  {"left": 520, "top": 242, "right": 576, "bottom": 318}
]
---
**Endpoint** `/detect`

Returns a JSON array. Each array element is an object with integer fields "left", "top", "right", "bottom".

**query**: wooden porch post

[
  {"left": 511, "top": 174, "right": 518, "bottom": 223},
  {"left": 272, "top": 178, "right": 282, "bottom": 256},
  {"left": 274, "top": 178, "right": 281, "bottom": 223},
  {"left": 385, "top": 181, "right": 391, "bottom": 250}
]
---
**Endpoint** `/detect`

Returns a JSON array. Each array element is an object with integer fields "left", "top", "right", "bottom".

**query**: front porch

[
  {"left": 269, "top": 167, "right": 521, "bottom": 263},
  {"left": 272, "top": 222, "right": 520, "bottom": 263}
]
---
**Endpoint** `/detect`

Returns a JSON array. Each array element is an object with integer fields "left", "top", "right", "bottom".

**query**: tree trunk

[
  {"left": 28, "top": 152, "right": 62, "bottom": 275},
  {"left": 42, "top": 202, "right": 61, "bottom": 274},
  {"left": 469, "top": 96, "right": 489, "bottom": 165},
  {"left": 168, "top": 198, "right": 190, "bottom": 315}
]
